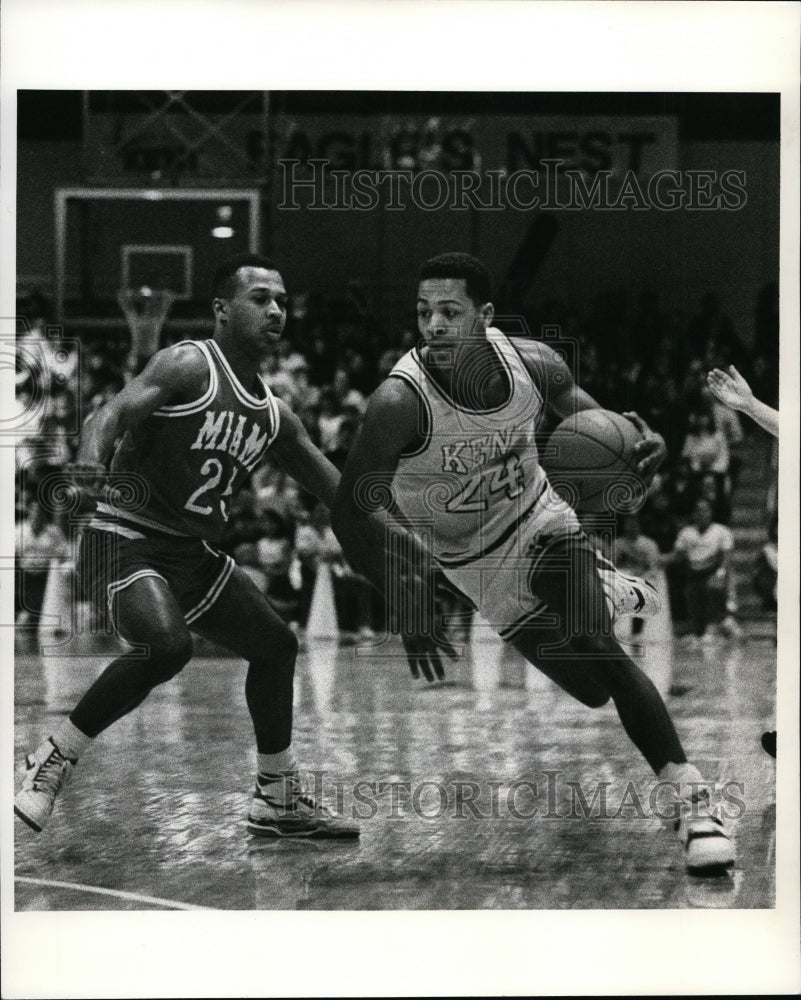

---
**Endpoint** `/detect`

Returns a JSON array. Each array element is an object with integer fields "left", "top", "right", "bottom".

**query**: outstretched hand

[
  {"left": 401, "top": 631, "right": 457, "bottom": 683},
  {"left": 622, "top": 411, "right": 666, "bottom": 483},
  {"left": 707, "top": 365, "right": 753, "bottom": 412},
  {"left": 394, "top": 566, "right": 458, "bottom": 682}
]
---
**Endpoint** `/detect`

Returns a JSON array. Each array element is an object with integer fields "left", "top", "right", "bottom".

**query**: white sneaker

[
  {"left": 595, "top": 553, "right": 661, "bottom": 619},
  {"left": 14, "top": 738, "right": 75, "bottom": 833},
  {"left": 656, "top": 763, "right": 737, "bottom": 873},
  {"left": 248, "top": 772, "right": 360, "bottom": 839},
  {"left": 677, "top": 801, "right": 736, "bottom": 872}
]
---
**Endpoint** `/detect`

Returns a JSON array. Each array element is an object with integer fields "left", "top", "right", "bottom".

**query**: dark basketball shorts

[{"left": 77, "top": 523, "right": 234, "bottom": 630}]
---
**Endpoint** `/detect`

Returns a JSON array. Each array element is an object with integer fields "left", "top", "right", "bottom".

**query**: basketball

[{"left": 541, "top": 409, "right": 645, "bottom": 514}]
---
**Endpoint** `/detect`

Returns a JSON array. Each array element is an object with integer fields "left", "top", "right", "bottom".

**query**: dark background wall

[{"left": 16, "top": 92, "right": 779, "bottom": 346}]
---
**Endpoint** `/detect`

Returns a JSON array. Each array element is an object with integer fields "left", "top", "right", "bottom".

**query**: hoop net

[{"left": 117, "top": 287, "right": 176, "bottom": 361}]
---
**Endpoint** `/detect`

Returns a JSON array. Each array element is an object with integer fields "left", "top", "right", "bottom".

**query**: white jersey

[{"left": 389, "top": 327, "right": 550, "bottom": 567}]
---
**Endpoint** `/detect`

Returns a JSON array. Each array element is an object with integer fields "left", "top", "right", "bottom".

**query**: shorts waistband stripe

[
  {"left": 498, "top": 603, "right": 551, "bottom": 640},
  {"left": 94, "top": 504, "right": 193, "bottom": 538},
  {"left": 106, "top": 570, "right": 168, "bottom": 617},
  {"left": 437, "top": 481, "right": 548, "bottom": 568}
]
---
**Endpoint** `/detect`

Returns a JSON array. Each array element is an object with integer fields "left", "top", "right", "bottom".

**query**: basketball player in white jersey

[
  {"left": 708, "top": 362, "right": 779, "bottom": 759},
  {"left": 332, "top": 252, "right": 735, "bottom": 871},
  {"left": 15, "top": 254, "right": 359, "bottom": 840}
]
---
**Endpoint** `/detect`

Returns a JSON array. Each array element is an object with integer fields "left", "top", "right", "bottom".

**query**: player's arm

[
  {"left": 707, "top": 365, "right": 779, "bottom": 438},
  {"left": 514, "top": 337, "right": 603, "bottom": 420},
  {"left": 269, "top": 398, "right": 340, "bottom": 508},
  {"left": 514, "top": 337, "right": 666, "bottom": 482},
  {"left": 331, "top": 378, "right": 456, "bottom": 681},
  {"left": 331, "top": 378, "right": 421, "bottom": 592},
  {"left": 73, "top": 344, "right": 209, "bottom": 491}
]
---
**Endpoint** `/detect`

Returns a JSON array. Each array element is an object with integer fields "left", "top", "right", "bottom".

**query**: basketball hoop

[{"left": 117, "top": 286, "right": 175, "bottom": 372}]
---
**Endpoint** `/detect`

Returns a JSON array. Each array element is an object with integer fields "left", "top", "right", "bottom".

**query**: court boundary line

[{"left": 15, "top": 875, "right": 215, "bottom": 911}]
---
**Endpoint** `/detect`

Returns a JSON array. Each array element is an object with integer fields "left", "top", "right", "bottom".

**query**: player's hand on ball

[{"left": 622, "top": 411, "right": 666, "bottom": 483}]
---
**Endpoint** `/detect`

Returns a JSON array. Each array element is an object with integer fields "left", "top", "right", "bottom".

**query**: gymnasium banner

[{"left": 83, "top": 108, "right": 679, "bottom": 183}]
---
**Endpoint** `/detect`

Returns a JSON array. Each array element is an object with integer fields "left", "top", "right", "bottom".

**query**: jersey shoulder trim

[
  {"left": 488, "top": 327, "right": 545, "bottom": 415},
  {"left": 410, "top": 340, "right": 515, "bottom": 416},
  {"left": 207, "top": 338, "right": 272, "bottom": 410},
  {"left": 388, "top": 370, "right": 433, "bottom": 459},
  {"left": 260, "top": 375, "right": 281, "bottom": 449},
  {"left": 153, "top": 340, "right": 218, "bottom": 417}
]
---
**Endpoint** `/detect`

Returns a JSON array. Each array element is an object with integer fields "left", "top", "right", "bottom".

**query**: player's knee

[
  {"left": 579, "top": 685, "right": 611, "bottom": 709},
  {"left": 148, "top": 630, "right": 193, "bottom": 682},
  {"left": 268, "top": 626, "right": 298, "bottom": 673}
]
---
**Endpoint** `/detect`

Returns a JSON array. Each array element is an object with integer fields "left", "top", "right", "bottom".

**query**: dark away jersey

[{"left": 98, "top": 339, "right": 279, "bottom": 543}]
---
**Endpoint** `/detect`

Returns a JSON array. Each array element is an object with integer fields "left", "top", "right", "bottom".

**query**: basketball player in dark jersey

[
  {"left": 15, "top": 254, "right": 358, "bottom": 839},
  {"left": 332, "top": 252, "right": 735, "bottom": 871}
]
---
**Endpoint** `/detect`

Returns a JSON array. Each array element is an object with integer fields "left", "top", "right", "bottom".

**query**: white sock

[
  {"left": 657, "top": 762, "right": 709, "bottom": 802},
  {"left": 257, "top": 747, "right": 297, "bottom": 777},
  {"left": 51, "top": 720, "right": 92, "bottom": 762}
]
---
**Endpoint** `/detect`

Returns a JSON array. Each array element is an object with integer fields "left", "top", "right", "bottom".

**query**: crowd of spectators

[{"left": 14, "top": 278, "right": 778, "bottom": 644}]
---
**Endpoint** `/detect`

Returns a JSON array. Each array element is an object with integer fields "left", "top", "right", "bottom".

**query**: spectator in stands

[
  {"left": 754, "top": 513, "right": 778, "bottom": 612},
  {"left": 306, "top": 326, "right": 338, "bottom": 386},
  {"left": 689, "top": 292, "right": 746, "bottom": 374},
  {"left": 700, "top": 385, "right": 744, "bottom": 489},
  {"left": 680, "top": 408, "right": 731, "bottom": 530},
  {"left": 263, "top": 365, "right": 296, "bottom": 405},
  {"left": 615, "top": 515, "right": 660, "bottom": 582},
  {"left": 681, "top": 408, "right": 730, "bottom": 479},
  {"left": 15, "top": 498, "right": 70, "bottom": 641},
  {"left": 641, "top": 471, "right": 687, "bottom": 623},
  {"left": 614, "top": 515, "right": 661, "bottom": 644},
  {"left": 666, "top": 457, "right": 697, "bottom": 528},
  {"left": 295, "top": 502, "right": 374, "bottom": 641},
  {"left": 331, "top": 366, "right": 367, "bottom": 415},
  {"left": 317, "top": 387, "right": 344, "bottom": 456},
  {"left": 220, "top": 486, "right": 264, "bottom": 556},
  {"left": 251, "top": 462, "right": 294, "bottom": 518},
  {"left": 698, "top": 471, "right": 731, "bottom": 526},
  {"left": 296, "top": 400, "right": 323, "bottom": 449},
  {"left": 665, "top": 498, "right": 737, "bottom": 645},
  {"left": 282, "top": 354, "right": 319, "bottom": 410},
  {"left": 326, "top": 416, "right": 361, "bottom": 473},
  {"left": 257, "top": 509, "right": 302, "bottom": 628}
]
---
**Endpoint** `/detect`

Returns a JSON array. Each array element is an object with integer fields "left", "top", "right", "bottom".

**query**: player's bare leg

[
  {"left": 506, "top": 536, "right": 735, "bottom": 872},
  {"left": 192, "top": 567, "right": 359, "bottom": 839},
  {"left": 15, "top": 576, "right": 193, "bottom": 832}
]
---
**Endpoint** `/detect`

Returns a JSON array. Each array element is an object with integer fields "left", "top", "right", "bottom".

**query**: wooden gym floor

[{"left": 14, "top": 613, "right": 776, "bottom": 912}]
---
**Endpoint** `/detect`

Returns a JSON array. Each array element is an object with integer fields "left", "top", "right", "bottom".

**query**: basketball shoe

[
  {"left": 247, "top": 772, "right": 360, "bottom": 839},
  {"left": 657, "top": 764, "right": 736, "bottom": 873},
  {"left": 676, "top": 799, "right": 736, "bottom": 872},
  {"left": 14, "top": 738, "right": 75, "bottom": 833},
  {"left": 594, "top": 551, "right": 661, "bottom": 619}
]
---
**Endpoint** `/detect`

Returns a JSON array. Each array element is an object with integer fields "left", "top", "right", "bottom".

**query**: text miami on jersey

[{"left": 93, "top": 339, "right": 279, "bottom": 543}]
